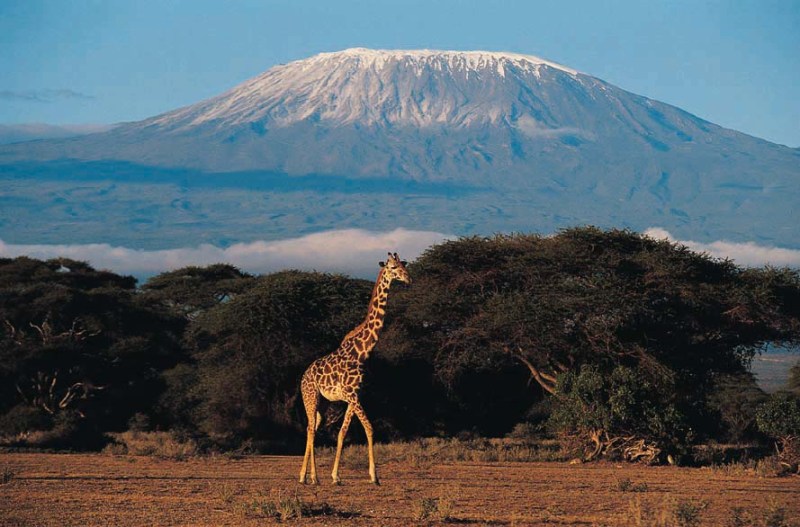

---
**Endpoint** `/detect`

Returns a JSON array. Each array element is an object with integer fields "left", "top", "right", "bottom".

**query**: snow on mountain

[
  {"left": 0, "top": 48, "right": 798, "bottom": 251},
  {"left": 145, "top": 48, "right": 581, "bottom": 130}
]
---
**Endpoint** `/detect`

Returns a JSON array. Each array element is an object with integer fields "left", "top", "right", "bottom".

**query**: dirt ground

[{"left": 1, "top": 452, "right": 798, "bottom": 526}]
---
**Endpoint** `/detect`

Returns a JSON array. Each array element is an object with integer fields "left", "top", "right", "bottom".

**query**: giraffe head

[{"left": 379, "top": 252, "right": 411, "bottom": 285}]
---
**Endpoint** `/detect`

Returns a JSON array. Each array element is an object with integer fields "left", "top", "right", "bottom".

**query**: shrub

[
  {"left": 0, "top": 405, "right": 52, "bottom": 437},
  {"left": 414, "top": 497, "right": 439, "bottom": 521},
  {"left": 756, "top": 392, "right": 800, "bottom": 472},
  {"left": 549, "top": 365, "right": 689, "bottom": 463},
  {"left": 673, "top": 499, "right": 707, "bottom": 527},
  {"left": 0, "top": 465, "right": 15, "bottom": 485},
  {"left": 617, "top": 477, "right": 648, "bottom": 492}
]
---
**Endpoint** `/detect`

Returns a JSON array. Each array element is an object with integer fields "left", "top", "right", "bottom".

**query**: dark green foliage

[
  {"left": 706, "top": 372, "right": 767, "bottom": 442},
  {"left": 756, "top": 392, "right": 800, "bottom": 470},
  {"left": 548, "top": 365, "right": 688, "bottom": 461},
  {"left": 673, "top": 499, "right": 707, "bottom": 527},
  {"left": 172, "top": 271, "right": 372, "bottom": 446},
  {"left": 141, "top": 264, "right": 254, "bottom": 319},
  {"left": 787, "top": 361, "right": 800, "bottom": 396},
  {"left": 756, "top": 392, "right": 800, "bottom": 440},
  {"left": 2, "top": 227, "right": 799, "bottom": 455},
  {"left": 0, "top": 404, "right": 52, "bottom": 436},
  {"left": 382, "top": 228, "right": 800, "bottom": 443},
  {"left": 0, "top": 256, "right": 135, "bottom": 291},
  {"left": 0, "top": 257, "right": 185, "bottom": 444}
]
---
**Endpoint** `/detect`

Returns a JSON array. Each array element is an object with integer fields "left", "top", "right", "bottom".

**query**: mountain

[
  {"left": 1, "top": 49, "right": 798, "bottom": 249},
  {"left": 0, "top": 123, "right": 115, "bottom": 145}
]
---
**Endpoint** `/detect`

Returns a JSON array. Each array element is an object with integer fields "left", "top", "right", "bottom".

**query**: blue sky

[{"left": 1, "top": 0, "right": 798, "bottom": 147}]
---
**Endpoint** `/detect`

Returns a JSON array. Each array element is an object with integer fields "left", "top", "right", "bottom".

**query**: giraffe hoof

[
  {"left": 371, "top": 477, "right": 380, "bottom": 486},
  {"left": 332, "top": 478, "right": 342, "bottom": 486}
]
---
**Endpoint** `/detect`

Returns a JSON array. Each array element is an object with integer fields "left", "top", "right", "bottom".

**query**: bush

[
  {"left": 707, "top": 373, "right": 766, "bottom": 442},
  {"left": 548, "top": 365, "right": 689, "bottom": 463},
  {"left": 0, "top": 405, "right": 52, "bottom": 437},
  {"left": 756, "top": 392, "right": 800, "bottom": 472}
]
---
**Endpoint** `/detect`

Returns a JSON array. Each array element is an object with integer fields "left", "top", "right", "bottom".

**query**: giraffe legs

[
  {"left": 353, "top": 401, "right": 379, "bottom": 485},
  {"left": 329, "top": 400, "right": 378, "bottom": 485},
  {"left": 331, "top": 403, "right": 355, "bottom": 484},
  {"left": 299, "top": 385, "right": 319, "bottom": 484}
]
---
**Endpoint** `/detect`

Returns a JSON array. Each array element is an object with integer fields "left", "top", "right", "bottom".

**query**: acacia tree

[
  {"left": 0, "top": 257, "right": 184, "bottom": 443},
  {"left": 384, "top": 228, "right": 800, "bottom": 451},
  {"left": 141, "top": 264, "right": 254, "bottom": 320},
  {"left": 164, "top": 271, "right": 372, "bottom": 448}
]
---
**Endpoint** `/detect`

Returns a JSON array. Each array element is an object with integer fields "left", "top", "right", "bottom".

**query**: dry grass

[
  {"left": 3, "top": 453, "right": 799, "bottom": 526},
  {"left": 319, "top": 436, "right": 565, "bottom": 469},
  {"left": 411, "top": 486, "right": 460, "bottom": 521},
  {"left": 709, "top": 455, "right": 790, "bottom": 478},
  {"left": 102, "top": 430, "right": 199, "bottom": 460}
]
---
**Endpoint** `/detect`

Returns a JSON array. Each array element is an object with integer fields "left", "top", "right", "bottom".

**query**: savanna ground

[{"left": 1, "top": 448, "right": 798, "bottom": 527}]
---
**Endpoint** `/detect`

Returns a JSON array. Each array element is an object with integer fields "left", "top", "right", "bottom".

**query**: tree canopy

[
  {"left": 380, "top": 228, "right": 800, "bottom": 448},
  {"left": 160, "top": 271, "right": 373, "bottom": 448},
  {"left": 140, "top": 264, "right": 254, "bottom": 320},
  {"left": 1, "top": 228, "right": 799, "bottom": 458},
  {"left": 0, "top": 257, "right": 184, "bottom": 445}
]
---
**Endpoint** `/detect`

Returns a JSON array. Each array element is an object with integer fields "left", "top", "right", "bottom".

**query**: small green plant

[
  {"left": 274, "top": 492, "right": 306, "bottom": 521},
  {"left": 728, "top": 506, "right": 752, "bottom": 527},
  {"left": 673, "top": 499, "right": 707, "bottom": 527},
  {"left": 250, "top": 497, "right": 279, "bottom": 518},
  {"left": 216, "top": 482, "right": 239, "bottom": 504},
  {"left": 412, "top": 488, "right": 459, "bottom": 522},
  {"left": 763, "top": 499, "right": 788, "bottom": 527},
  {"left": 415, "top": 497, "right": 439, "bottom": 521},
  {"left": 1, "top": 465, "right": 15, "bottom": 485},
  {"left": 617, "top": 477, "right": 649, "bottom": 492}
]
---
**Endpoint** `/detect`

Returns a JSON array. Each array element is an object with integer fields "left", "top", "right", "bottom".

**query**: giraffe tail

[{"left": 315, "top": 411, "right": 323, "bottom": 431}]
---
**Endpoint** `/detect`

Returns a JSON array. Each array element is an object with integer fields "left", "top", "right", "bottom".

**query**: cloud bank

[
  {"left": 644, "top": 228, "right": 800, "bottom": 268},
  {"left": 2, "top": 228, "right": 796, "bottom": 282},
  {"left": 0, "top": 228, "right": 451, "bottom": 280}
]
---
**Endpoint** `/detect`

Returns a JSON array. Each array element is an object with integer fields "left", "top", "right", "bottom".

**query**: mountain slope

[{"left": 1, "top": 49, "right": 798, "bottom": 249}]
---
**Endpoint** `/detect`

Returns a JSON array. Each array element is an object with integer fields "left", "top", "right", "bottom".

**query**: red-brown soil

[{"left": 1, "top": 452, "right": 798, "bottom": 526}]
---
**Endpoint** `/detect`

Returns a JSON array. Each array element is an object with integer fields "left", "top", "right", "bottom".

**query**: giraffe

[{"left": 299, "top": 252, "right": 411, "bottom": 485}]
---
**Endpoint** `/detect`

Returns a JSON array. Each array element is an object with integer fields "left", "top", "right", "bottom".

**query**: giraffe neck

[{"left": 347, "top": 267, "right": 392, "bottom": 363}]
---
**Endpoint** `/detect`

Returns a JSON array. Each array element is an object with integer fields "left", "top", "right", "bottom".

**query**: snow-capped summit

[
  {"left": 306, "top": 48, "right": 580, "bottom": 76},
  {"left": 143, "top": 48, "right": 584, "bottom": 131}
]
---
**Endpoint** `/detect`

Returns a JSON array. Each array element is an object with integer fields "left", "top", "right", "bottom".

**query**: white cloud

[
  {"left": 513, "top": 115, "right": 590, "bottom": 140},
  {"left": 644, "top": 228, "right": 800, "bottom": 268},
  {"left": 0, "top": 228, "right": 452, "bottom": 279},
  {"left": 5, "top": 227, "right": 794, "bottom": 282}
]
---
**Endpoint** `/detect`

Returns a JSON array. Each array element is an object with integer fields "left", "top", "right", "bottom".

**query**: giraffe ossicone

[{"left": 299, "top": 251, "right": 411, "bottom": 485}]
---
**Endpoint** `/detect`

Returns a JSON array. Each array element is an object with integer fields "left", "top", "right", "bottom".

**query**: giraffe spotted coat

[{"left": 299, "top": 252, "right": 410, "bottom": 485}]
